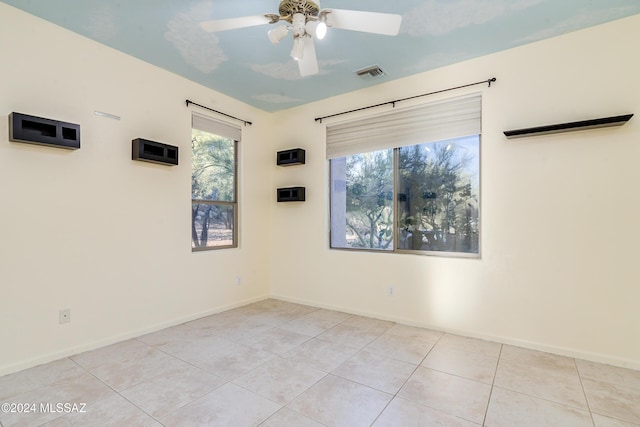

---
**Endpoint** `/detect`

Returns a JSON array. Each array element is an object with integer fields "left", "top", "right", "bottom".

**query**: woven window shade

[
  {"left": 192, "top": 113, "right": 241, "bottom": 141},
  {"left": 326, "top": 93, "right": 481, "bottom": 158}
]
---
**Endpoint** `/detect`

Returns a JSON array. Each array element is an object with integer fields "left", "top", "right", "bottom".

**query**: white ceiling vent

[{"left": 355, "top": 65, "right": 386, "bottom": 80}]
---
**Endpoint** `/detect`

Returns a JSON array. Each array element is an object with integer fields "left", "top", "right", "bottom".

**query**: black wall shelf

[
  {"left": 132, "top": 138, "right": 179, "bottom": 166},
  {"left": 277, "top": 148, "right": 306, "bottom": 166},
  {"left": 277, "top": 187, "right": 306, "bottom": 202},
  {"left": 9, "top": 112, "right": 80, "bottom": 150},
  {"left": 504, "top": 114, "right": 633, "bottom": 139}
]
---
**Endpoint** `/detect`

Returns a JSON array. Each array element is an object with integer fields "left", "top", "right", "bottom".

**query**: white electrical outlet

[
  {"left": 388, "top": 286, "right": 394, "bottom": 296},
  {"left": 236, "top": 276, "right": 242, "bottom": 286},
  {"left": 59, "top": 308, "right": 71, "bottom": 324}
]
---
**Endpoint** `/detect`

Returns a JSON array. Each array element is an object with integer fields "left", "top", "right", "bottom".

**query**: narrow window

[{"left": 191, "top": 114, "right": 239, "bottom": 250}]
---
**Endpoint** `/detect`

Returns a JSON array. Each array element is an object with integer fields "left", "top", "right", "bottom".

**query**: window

[
  {"left": 329, "top": 94, "right": 481, "bottom": 256},
  {"left": 191, "top": 114, "right": 239, "bottom": 250}
]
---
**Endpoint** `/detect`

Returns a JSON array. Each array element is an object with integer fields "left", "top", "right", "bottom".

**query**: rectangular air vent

[{"left": 355, "top": 65, "right": 386, "bottom": 81}]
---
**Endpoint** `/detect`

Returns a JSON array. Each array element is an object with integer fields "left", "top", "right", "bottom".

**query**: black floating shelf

[
  {"left": 277, "top": 186, "right": 306, "bottom": 202},
  {"left": 132, "top": 138, "right": 178, "bottom": 166},
  {"left": 9, "top": 112, "right": 80, "bottom": 150},
  {"left": 277, "top": 148, "right": 306, "bottom": 166},
  {"left": 504, "top": 114, "right": 633, "bottom": 139}
]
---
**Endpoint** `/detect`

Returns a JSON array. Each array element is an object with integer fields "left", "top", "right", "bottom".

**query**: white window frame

[{"left": 191, "top": 113, "right": 240, "bottom": 251}]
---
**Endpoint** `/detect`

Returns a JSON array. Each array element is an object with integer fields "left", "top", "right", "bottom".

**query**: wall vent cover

[{"left": 355, "top": 65, "right": 386, "bottom": 80}]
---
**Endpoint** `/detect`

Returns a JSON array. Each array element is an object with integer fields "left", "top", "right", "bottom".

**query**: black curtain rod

[
  {"left": 314, "top": 77, "right": 496, "bottom": 123},
  {"left": 185, "top": 100, "right": 252, "bottom": 126}
]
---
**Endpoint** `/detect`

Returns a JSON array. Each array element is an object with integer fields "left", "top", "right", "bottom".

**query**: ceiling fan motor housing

[{"left": 279, "top": 0, "right": 320, "bottom": 20}]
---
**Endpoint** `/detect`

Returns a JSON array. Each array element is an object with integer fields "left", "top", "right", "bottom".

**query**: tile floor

[{"left": 1, "top": 299, "right": 639, "bottom": 426}]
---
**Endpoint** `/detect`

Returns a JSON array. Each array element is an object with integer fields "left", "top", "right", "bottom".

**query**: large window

[
  {"left": 191, "top": 114, "right": 239, "bottom": 251},
  {"left": 329, "top": 94, "right": 481, "bottom": 256}
]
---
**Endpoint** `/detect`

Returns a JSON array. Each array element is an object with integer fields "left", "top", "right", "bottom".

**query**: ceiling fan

[{"left": 199, "top": 0, "right": 402, "bottom": 77}]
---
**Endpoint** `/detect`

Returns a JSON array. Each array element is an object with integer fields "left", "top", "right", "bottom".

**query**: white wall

[
  {"left": 0, "top": 4, "right": 274, "bottom": 375},
  {"left": 270, "top": 14, "right": 640, "bottom": 369}
]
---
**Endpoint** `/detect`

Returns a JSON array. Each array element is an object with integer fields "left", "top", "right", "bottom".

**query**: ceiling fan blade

[
  {"left": 200, "top": 15, "right": 273, "bottom": 32},
  {"left": 322, "top": 9, "right": 402, "bottom": 36},
  {"left": 298, "top": 36, "right": 319, "bottom": 77}
]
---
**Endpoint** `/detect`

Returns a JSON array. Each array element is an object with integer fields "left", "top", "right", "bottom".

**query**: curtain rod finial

[{"left": 488, "top": 78, "right": 497, "bottom": 87}]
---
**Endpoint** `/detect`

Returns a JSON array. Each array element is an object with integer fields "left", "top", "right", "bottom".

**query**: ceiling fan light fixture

[
  {"left": 306, "top": 20, "right": 327, "bottom": 40},
  {"left": 316, "top": 21, "right": 327, "bottom": 39},
  {"left": 268, "top": 24, "right": 289, "bottom": 44},
  {"left": 290, "top": 36, "right": 305, "bottom": 61}
]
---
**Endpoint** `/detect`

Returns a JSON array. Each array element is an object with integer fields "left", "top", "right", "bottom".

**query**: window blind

[
  {"left": 192, "top": 113, "right": 241, "bottom": 141},
  {"left": 326, "top": 93, "right": 481, "bottom": 159}
]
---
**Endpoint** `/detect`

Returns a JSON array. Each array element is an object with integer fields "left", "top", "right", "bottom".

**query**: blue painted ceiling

[{"left": 3, "top": 0, "right": 639, "bottom": 112}]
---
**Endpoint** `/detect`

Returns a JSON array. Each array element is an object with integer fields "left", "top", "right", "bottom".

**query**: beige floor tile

[
  {"left": 247, "top": 308, "right": 312, "bottom": 327},
  {"left": 281, "top": 310, "right": 351, "bottom": 337},
  {"left": 239, "top": 327, "right": 311, "bottom": 355},
  {"left": 333, "top": 350, "right": 417, "bottom": 394},
  {"left": 160, "top": 383, "right": 280, "bottom": 426},
  {"left": 494, "top": 359, "right": 588, "bottom": 409},
  {"left": 260, "top": 408, "right": 325, "bottom": 427},
  {"left": 384, "top": 324, "right": 443, "bottom": 342},
  {"left": 287, "top": 374, "right": 392, "bottom": 427},
  {"left": 577, "top": 359, "right": 640, "bottom": 391},
  {"left": 279, "top": 313, "right": 346, "bottom": 337},
  {"left": 213, "top": 319, "right": 276, "bottom": 342},
  {"left": 70, "top": 339, "right": 147, "bottom": 371},
  {"left": 398, "top": 366, "right": 491, "bottom": 424},
  {"left": 0, "top": 369, "right": 43, "bottom": 403},
  {"left": 41, "top": 394, "right": 161, "bottom": 426},
  {"left": 283, "top": 338, "right": 359, "bottom": 372},
  {"left": 140, "top": 329, "right": 235, "bottom": 363},
  {"left": 182, "top": 314, "right": 234, "bottom": 333},
  {"left": 592, "top": 413, "right": 640, "bottom": 427},
  {"left": 341, "top": 315, "right": 395, "bottom": 333},
  {"left": 138, "top": 322, "right": 233, "bottom": 351},
  {"left": 248, "top": 301, "right": 319, "bottom": 324},
  {"left": 190, "top": 341, "right": 276, "bottom": 380},
  {"left": 0, "top": 358, "right": 85, "bottom": 401},
  {"left": 318, "top": 324, "right": 385, "bottom": 349},
  {"left": 501, "top": 344, "right": 577, "bottom": 374},
  {"left": 436, "top": 334, "right": 502, "bottom": 358},
  {"left": 120, "top": 364, "right": 225, "bottom": 419},
  {"left": 364, "top": 332, "right": 436, "bottom": 364},
  {"left": 305, "top": 308, "right": 353, "bottom": 323},
  {"left": 233, "top": 357, "right": 326, "bottom": 405},
  {"left": 70, "top": 340, "right": 188, "bottom": 392},
  {"left": 137, "top": 323, "right": 194, "bottom": 346},
  {"left": 422, "top": 345, "right": 498, "bottom": 384},
  {"left": 583, "top": 378, "right": 640, "bottom": 424},
  {"left": 0, "top": 372, "right": 115, "bottom": 427},
  {"left": 373, "top": 397, "right": 479, "bottom": 427},
  {"left": 251, "top": 299, "right": 316, "bottom": 315},
  {"left": 485, "top": 386, "right": 593, "bottom": 427}
]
